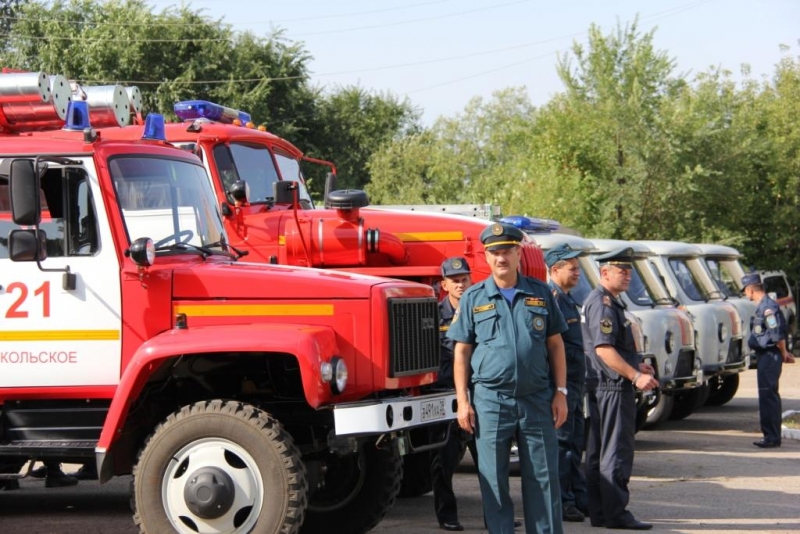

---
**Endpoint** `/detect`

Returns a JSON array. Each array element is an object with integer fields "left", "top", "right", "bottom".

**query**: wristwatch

[{"left": 557, "top": 387, "right": 568, "bottom": 396}]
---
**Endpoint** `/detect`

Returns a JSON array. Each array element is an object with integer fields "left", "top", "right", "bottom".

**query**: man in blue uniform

[
  {"left": 545, "top": 243, "right": 589, "bottom": 523},
  {"left": 448, "top": 222, "right": 568, "bottom": 534},
  {"left": 582, "top": 248, "right": 658, "bottom": 530},
  {"left": 742, "top": 272, "right": 795, "bottom": 448},
  {"left": 431, "top": 257, "right": 473, "bottom": 531}
]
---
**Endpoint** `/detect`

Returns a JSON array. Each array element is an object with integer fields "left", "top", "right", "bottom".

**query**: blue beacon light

[
  {"left": 500, "top": 215, "right": 561, "bottom": 233},
  {"left": 142, "top": 113, "right": 167, "bottom": 141},
  {"left": 174, "top": 100, "right": 252, "bottom": 124},
  {"left": 64, "top": 100, "right": 91, "bottom": 131}
]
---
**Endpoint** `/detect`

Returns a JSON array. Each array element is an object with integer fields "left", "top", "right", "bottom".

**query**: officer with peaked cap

[
  {"left": 447, "top": 222, "right": 569, "bottom": 534},
  {"left": 582, "top": 247, "right": 658, "bottom": 530},
  {"left": 742, "top": 272, "right": 795, "bottom": 448},
  {"left": 430, "top": 256, "right": 473, "bottom": 531},
  {"left": 545, "top": 244, "right": 589, "bottom": 522}
]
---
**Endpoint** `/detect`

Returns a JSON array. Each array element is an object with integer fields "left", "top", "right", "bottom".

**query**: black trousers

[
  {"left": 432, "top": 420, "right": 463, "bottom": 524},
  {"left": 585, "top": 385, "right": 636, "bottom": 526},
  {"left": 756, "top": 350, "right": 783, "bottom": 444},
  {"left": 556, "top": 384, "right": 587, "bottom": 510}
]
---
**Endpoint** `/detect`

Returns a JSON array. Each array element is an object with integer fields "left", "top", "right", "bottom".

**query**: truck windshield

[
  {"left": 109, "top": 156, "right": 228, "bottom": 251},
  {"left": 213, "top": 142, "right": 313, "bottom": 208},
  {"left": 669, "top": 258, "right": 705, "bottom": 301},
  {"left": 704, "top": 258, "right": 740, "bottom": 297}
]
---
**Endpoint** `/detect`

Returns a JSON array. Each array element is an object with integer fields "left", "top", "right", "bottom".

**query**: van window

[
  {"left": 763, "top": 275, "right": 789, "bottom": 299},
  {"left": 669, "top": 259, "right": 705, "bottom": 301},
  {"left": 704, "top": 259, "right": 738, "bottom": 297}
]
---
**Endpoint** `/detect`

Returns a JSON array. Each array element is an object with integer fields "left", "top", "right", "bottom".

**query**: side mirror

[
  {"left": 9, "top": 229, "right": 47, "bottom": 262},
  {"left": 323, "top": 172, "right": 337, "bottom": 202},
  {"left": 9, "top": 159, "right": 41, "bottom": 226},
  {"left": 229, "top": 180, "right": 248, "bottom": 202},
  {"left": 274, "top": 180, "right": 296, "bottom": 205}
]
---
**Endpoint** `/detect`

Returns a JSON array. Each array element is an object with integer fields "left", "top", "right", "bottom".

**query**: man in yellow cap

[{"left": 448, "top": 222, "right": 568, "bottom": 534}]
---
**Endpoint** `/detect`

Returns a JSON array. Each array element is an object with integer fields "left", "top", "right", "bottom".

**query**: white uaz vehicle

[
  {"left": 695, "top": 244, "right": 757, "bottom": 374},
  {"left": 589, "top": 239, "right": 701, "bottom": 427},
  {"left": 639, "top": 241, "right": 747, "bottom": 415}
]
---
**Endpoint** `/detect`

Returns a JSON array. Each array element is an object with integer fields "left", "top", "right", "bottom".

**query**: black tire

[
  {"left": 133, "top": 400, "right": 307, "bottom": 534},
  {"left": 397, "top": 451, "right": 432, "bottom": 498},
  {"left": 643, "top": 394, "right": 674, "bottom": 430},
  {"left": 705, "top": 374, "right": 740, "bottom": 406},
  {"left": 669, "top": 384, "right": 708, "bottom": 421},
  {"left": 302, "top": 439, "right": 402, "bottom": 534}
]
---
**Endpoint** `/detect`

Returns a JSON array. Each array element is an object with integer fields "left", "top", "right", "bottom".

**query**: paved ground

[{"left": 0, "top": 363, "right": 798, "bottom": 533}]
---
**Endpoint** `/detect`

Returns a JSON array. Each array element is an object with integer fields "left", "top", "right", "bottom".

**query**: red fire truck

[
  {"left": 99, "top": 100, "right": 547, "bottom": 286},
  {"left": 0, "top": 73, "right": 457, "bottom": 534}
]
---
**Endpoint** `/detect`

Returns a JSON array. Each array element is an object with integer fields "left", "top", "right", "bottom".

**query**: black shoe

[
  {"left": 439, "top": 521, "right": 464, "bottom": 532},
  {"left": 590, "top": 519, "right": 605, "bottom": 528},
  {"left": 564, "top": 504, "right": 586, "bottom": 522},
  {"left": 45, "top": 473, "right": 79, "bottom": 488},
  {"left": 71, "top": 464, "right": 99, "bottom": 481},
  {"left": 30, "top": 465, "right": 47, "bottom": 479},
  {"left": 753, "top": 440, "right": 780, "bottom": 448},
  {"left": 605, "top": 518, "right": 653, "bottom": 530}
]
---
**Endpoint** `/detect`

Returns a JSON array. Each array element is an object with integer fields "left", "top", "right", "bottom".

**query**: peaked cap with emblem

[
  {"left": 741, "top": 272, "right": 761, "bottom": 288},
  {"left": 596, "top": 247, "right": 635, "bottom": 269},
  {"left": 441, "top": 256, "right": 472, "bottom": 278},
  {"left": 544, "top": 243, "right": 582, "bottom": 268},
  {"left": 480, "top": 223, "right": 525, "bottom": 251}
]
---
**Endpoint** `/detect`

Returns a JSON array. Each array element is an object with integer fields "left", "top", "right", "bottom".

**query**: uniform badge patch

[
  {"left": 451, "top": 259, "right": 463, "bottom": 269},
  {"left": 491, "top": 223, "right": 503, "bottom": 236},
  {"left": 533, "top": 316, "right": 545, "bottom": 331},
  {"left": 473, "top": 303, "right": 496, "bottom": 313},
  {"left": 754, "top": 324, "right": 763, "bottom": 334},
  {"left": 766, "top": 314, "right": 778, "bottom": 329},
  {"left": 600, "top": 318, "right": 613, "bottom": 334},
  {"left": 603, "top": 295, "right": 611, "bottom": 307},
  {"left": 524, "top": 297, "right": 546, "bottom": 307}
]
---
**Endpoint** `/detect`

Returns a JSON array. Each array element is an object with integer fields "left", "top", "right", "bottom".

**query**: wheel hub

[{"left": 183, "top": 467, "right": 235, "bottom": 519}]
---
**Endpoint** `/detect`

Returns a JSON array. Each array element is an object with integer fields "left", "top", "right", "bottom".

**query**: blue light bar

[
  {"left": 64, "top": 100, "right": 91, "bottom": 131},
  {"left": 174, "top": 100, "right": 252, "bottom": 124},
  {"left": 142, "top": 113, "right": 166, "bottom": 141},
  {"left": 500, "top": 215, "right": 561, "bottom": 233}
]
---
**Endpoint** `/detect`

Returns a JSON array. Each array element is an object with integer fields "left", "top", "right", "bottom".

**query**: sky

[{"left": 147, "top": 0, "right": 799, "bottom": 125}]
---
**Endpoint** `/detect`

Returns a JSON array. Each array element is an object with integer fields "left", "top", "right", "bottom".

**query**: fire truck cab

[{"left": 0, "top": 75, "right": 456, "bottom": 534}]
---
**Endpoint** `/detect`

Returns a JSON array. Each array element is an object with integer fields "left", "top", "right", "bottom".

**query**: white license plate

[{"left": 420, "top": 398, "right": 446, "bottom": 422}]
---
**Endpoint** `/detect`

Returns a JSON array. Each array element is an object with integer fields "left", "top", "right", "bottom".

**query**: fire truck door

[{"left": 0, "top": 167, "right": 122, "bottom": 388}]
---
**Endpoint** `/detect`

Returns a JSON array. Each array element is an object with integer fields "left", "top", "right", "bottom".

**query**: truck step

[{"left": 0, "top": 440, "right": 96, "bottom": 459}]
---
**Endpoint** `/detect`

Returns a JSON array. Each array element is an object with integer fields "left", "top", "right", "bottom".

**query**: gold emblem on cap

[
  {"left": 451, "top": 259, "right": 462, "bottom": 269},
  {"left": 491, "top": 224, "right": 503, "bottom": 236}
]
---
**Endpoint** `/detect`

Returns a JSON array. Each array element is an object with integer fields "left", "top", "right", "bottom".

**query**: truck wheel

[
  {"left": 669, "top": 384, "right": 708, "bottom": 421},
  {"left": 643, "top": 394, "right": 674, "bottom": 430},
  {"left": 133, "top": 400, "right": 307, "bottom": 534},
  {"left": 302, "top": 439, "right": 401, "bottom": 534},
  {"left": 705, "top": 374, "right": 740, "bottom": 406},
  {"left": 397, "top": 451, "right": 432, "bottom": 498}
]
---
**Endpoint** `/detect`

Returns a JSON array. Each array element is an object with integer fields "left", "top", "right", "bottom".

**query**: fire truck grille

[
  {"left": 675, "top": 349, "right": 695, "bottom": 377},
  {"left": 388, "top": 297, "right": 440, "bottom": 377}
]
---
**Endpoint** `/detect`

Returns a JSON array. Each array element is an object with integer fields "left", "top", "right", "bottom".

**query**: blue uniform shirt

[
  {"left": 748, "top": 296, "right": 787, "bottom": 352},
  {"left": 549, "top": 281, "right": 586, "bottom": 387},
  {"left": 447, "top": 274, "right": 568, "bottom": 397},
  {"left": 582, "top": 285, "right": 639, "bottom": 385},
  {"left": 437, "top": 296, "right": 458, "bottom": 388}
]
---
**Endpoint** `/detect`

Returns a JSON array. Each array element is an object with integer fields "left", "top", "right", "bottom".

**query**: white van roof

[
  {"left": 528, "top": 233, "right": 596, "bottom": 253},
  {"left": 588, "top": 238, "right": 652, "bottom": 257},
  {"left": 637, "top": 240, "right": 703, "bottom": 257},
  {"left": 694, "top": 243, "right": 742, "bottom": 258}
]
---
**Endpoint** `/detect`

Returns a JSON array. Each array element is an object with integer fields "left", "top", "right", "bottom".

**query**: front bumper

[{"left": 332, "top": 391, "right": 457, "bottom": 436}]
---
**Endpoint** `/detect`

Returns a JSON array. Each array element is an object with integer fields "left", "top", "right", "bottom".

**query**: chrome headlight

[{"left": 330, "top": 356, "right": 348, "bottom": 394}]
